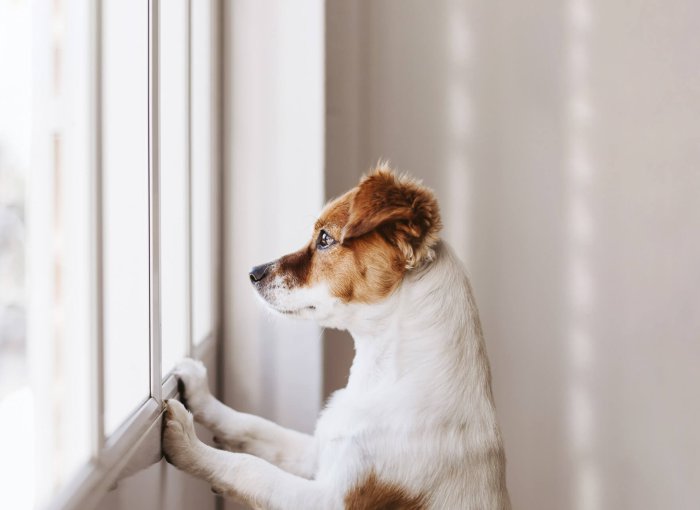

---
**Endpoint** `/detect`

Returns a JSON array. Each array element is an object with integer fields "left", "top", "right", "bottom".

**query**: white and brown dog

[{"left": 163, "top": 166, "right": 511, "bottom": 509}]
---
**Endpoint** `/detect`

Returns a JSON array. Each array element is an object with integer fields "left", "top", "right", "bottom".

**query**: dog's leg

[
  {"left": 163, "top": 400, "right": 336, "bottom": 510},
  {"left": 172, "top": 359, "right": 317, "bottom": 478}
]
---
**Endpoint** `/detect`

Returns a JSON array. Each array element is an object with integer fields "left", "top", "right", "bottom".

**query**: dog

[{"left": 163, "top": 165, "right": 511, "bottom": 509}]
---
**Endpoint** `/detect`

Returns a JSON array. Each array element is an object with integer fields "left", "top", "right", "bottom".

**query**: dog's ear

[{"left": 341, "top": 166, "right": 442, "bottom": 269}]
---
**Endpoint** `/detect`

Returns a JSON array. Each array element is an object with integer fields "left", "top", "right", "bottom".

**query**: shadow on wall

[{"left": 325, "top": 1, "right": 700, "bottom": 509}]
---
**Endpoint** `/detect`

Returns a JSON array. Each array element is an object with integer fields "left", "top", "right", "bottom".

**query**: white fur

[
  {"left": 254, "top": 273, "right": 339, "bottom": 322},
  {"left": 163, "top": 241, "right": 511, "bottom": 509}
]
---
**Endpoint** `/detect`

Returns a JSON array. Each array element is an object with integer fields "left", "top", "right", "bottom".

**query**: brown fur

[
  {"left": 264, "top": 165, "right": 442, "bottom": 304},
  {"left": 277, "top": 246, "right": 313, "bottom": 285},
  {"left": 342, "top": 167, "right": 442, "bottom": 269},
  {"left": 307, "top": 186, "right": 407, "bottom": 303},
  {"left": 344, "top": 471, "right": 426, "bottom": 510}
]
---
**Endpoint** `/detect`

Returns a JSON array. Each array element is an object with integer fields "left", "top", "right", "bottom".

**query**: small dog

[{"left": 163, "top": 166, "right": 511, "bottom": 509}]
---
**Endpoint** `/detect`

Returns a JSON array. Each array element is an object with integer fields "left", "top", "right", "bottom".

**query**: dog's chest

[
  {"left": 316, "top": 386, "right": 397, "bottom": 441},
  {"left": 313, "top": 388, "right": 400, "bottom": 478},
  {"left": 315, "top": 385, "right": 416, "bottom": 457},
  {"left": 316, "top": 388, "right": 369, "bottom": 441}
]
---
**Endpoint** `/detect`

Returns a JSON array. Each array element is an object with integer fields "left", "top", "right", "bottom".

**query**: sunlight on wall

[
  {"left": 445, "top": 0, "right": 473, "bottom": 260},
  {"left": 565, "top": 0, "right": 600, "bottom": 509}
]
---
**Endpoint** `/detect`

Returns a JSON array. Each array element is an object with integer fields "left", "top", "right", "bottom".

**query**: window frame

[{"left": 43, "top": 0, "right": 223, "bottom": 508}]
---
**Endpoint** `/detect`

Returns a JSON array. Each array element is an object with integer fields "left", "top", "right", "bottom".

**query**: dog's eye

[{"left": 317, "top": 229, "right": 336, "bottom": 250}]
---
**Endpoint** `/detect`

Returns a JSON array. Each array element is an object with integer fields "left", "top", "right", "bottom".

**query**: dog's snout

[{"left": 249, "top": 263, "right": 272, "bottom": 283}]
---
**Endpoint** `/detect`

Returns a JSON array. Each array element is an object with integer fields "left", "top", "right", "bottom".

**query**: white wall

[
  {"left": 222, "top": 0, "right": 325, "bottom": 435},
  {"left": 326, "top": 0, "right": 700, "bottom": 509}
]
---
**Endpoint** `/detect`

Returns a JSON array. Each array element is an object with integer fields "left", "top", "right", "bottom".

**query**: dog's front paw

[
  {"left": 173, "top": 358, "right": 211, "bottom": 411},
  {"left": 162, "top": 399, "right": 203, "bottom": 471}
]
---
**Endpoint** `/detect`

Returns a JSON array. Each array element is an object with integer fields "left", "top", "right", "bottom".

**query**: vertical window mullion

[
  {"left": 91, "top": 0, "right": 105, "bottom": 457},
  {"left": 186, "top": 0, "right": 194, "bottom": 357},
  {"left": 148, "top": 0, "right": 162, "bottom": 402},
  {"left": 211, "top": 0, "right": 222, "bottom": 354}
]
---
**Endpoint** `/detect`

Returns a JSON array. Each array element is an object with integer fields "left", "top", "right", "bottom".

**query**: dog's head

[{"left": 249, "top": 165, "right": 442, "bottom": 327}]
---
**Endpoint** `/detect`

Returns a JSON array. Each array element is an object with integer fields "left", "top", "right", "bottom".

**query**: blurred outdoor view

[
  {"left": 0, "top": 0, "right": 215, "bottom": 506},
  {"left": 0, "top": 0, "right": 30, "bottom": 397},
  {"left": 0, "top": 0, "right": 33, "bottom": 506}
]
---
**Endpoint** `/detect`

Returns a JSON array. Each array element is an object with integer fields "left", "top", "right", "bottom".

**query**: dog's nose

[{"left": 249, "top": 263, "right": 271, "bottom": 283}]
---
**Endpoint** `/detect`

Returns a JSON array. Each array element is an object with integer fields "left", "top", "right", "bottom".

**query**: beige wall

[{"left": 326, "top": 0, "right": 700, "bottom": 509}]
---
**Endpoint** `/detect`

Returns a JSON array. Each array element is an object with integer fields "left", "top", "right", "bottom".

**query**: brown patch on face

[
  {"left": 255, "top": 165, "right": 441, "bottom": 305},
  {"left": 276, "top": 246, "right": 313, "bottom": 286},
  {"left": 305, "top": 191, "right": 407, "bottom": 303},
  {"left": 344, "top": 471, "right": 426, "bottom": 510}
]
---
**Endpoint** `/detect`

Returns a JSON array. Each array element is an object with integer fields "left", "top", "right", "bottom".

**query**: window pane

[
  {"left": 102, "top": 0, "right": 150, "bottom": 435},
  {"left": 1, "top": 0, "right": 91, "bottom": 506},
  {"left": 160, "top": 0, "right": 189, "bottom": 373},
  {"left": 0, "top": 3, "right": 35, "bottom": 507},
  {"left": 191, "top": 0, "right": 213, "bottom": 345}
]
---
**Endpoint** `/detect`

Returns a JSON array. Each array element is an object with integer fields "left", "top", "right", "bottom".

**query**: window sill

[{"left": 48, "top": 333, "right": 216, "bottom": 510}]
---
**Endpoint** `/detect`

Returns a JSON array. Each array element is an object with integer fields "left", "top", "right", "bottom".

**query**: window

[
  {"left": 0, "top": 0, "right": 221, "bottom": 508},
  {"left": 102, "top": 0, "right": 151, "bottom": 436},
  {"left": 1, "top": 0, "right": 93, "bottom": 505}
]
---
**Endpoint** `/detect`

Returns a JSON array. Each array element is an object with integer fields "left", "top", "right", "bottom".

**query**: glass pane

[
  {"left": 102, "top": 0, "right": 150, "bottom": 435},
  {"left": 191, "top": 0, "right": 213, "bottom": 345},
  {"left": 160, "top": 0, "right": 189, "bottom": 373},
  {"left": 0, "top": 0, "right": 91, "bottom": 506}
]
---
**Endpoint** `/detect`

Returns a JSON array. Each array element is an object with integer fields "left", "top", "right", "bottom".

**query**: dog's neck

[{"left": 343, "top": 241, "right": 496, "bottom": 416}]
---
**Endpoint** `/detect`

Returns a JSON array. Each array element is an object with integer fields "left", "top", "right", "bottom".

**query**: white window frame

[{"left": 42, "top": 0, "right": 223, "bottom": 508}]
